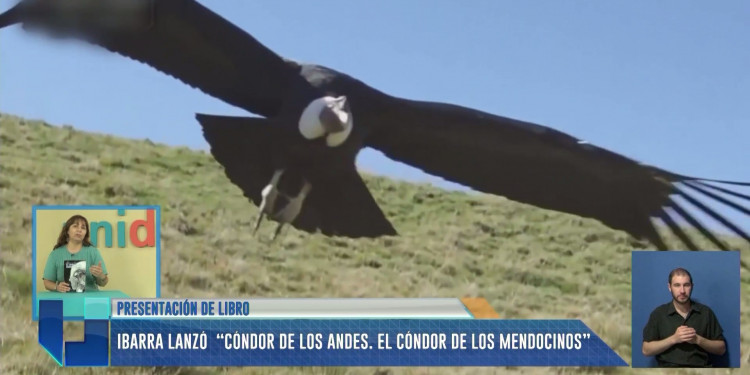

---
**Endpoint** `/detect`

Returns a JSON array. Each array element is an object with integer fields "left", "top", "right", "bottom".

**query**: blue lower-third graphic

[
  {"left": 109, "top": 319, "right": 628, "bottom": 366},
  {"left": 38, "top": 300, "right": 109, "bottom": 366},
  {"left": 39, "top": 299, "right": 628, "bottom": 367}
]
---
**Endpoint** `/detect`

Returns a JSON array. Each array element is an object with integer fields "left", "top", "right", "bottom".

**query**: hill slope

[{"left": 1, "top": 113, "right": 748, "bottom": 374}]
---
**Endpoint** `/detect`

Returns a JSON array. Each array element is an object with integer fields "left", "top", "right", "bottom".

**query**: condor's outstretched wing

[
  {"left": 0, "top": 0, "right": 297, "bottom": 117},
  {"left": 365, "top": 97, "right": 750, "bottom": 250},
  {"left": 197, "top": 114, "right": 396, "bottom": 238}
]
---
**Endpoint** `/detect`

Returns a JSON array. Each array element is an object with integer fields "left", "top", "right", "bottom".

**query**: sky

[{"left": 0, "top": 0, "right": 748, "bottom": 234}]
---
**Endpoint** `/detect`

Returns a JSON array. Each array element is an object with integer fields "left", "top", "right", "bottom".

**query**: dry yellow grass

[{"left": 1, "top": 113, "right": 748, "bottom": 374}]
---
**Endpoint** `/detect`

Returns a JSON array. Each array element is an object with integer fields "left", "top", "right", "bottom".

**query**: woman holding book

[{"left": 42, "top": 214, "right": 109, "bottom": 292}]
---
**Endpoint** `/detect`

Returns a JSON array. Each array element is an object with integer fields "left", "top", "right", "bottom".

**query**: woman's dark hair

[{"left": 53, "top": 215, "right": 93, "bottom": 250}]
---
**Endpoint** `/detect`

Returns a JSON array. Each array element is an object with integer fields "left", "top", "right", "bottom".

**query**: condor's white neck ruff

[{"left": 298, "top": 96, "right": 353, "bottom": 147}]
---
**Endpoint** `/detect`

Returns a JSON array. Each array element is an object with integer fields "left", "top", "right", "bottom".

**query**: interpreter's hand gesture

[{"left": 672, "top": 325, "right": 696, "bottom": 344}]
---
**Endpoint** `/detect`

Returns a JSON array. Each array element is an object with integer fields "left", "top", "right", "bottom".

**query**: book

[{"left": 64, "top": 260, "right": 87, "bottom": 293}]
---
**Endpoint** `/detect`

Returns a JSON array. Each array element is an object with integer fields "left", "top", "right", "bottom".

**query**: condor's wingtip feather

[
  {"left": 642, "top": 219, "right": 670, "bottom": 251},
  {"left": 674, "top": 188, "right": 750, "bottom": 244},
  {"left": 666, "top": 199, "right": 730, "bottom": 251},
  {"left": 666, "top": 171, "right": 750, "bottom": 187},
  {"left": 644, "top": 170, "right": 750, "bottom": 249},
  {"left": 0, "top": 3, "right": 22, "bottom": 29},
  {"left": 682, "top": 181, "right": 750, "bottom": 216},
  {"left": 692, "top": 178, "right": 750, "bottom": 187},
  {"left": 663, "top": 196, "right": 750, "bottom": 271},
  {"left": 658, "top": 209, "right": 700, "bottom": 251},
  {"left": 691, "top": 180, "right": 750, "bottom": 202}
]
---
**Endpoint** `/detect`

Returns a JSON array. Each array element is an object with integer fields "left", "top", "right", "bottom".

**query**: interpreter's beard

[{"left": 672, "top": 290, "right": 690, "bottom": 305}]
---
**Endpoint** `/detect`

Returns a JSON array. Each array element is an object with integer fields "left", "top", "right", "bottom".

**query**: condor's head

[{"left": 298, "top": 95, "right": 353, "bottom": 147}]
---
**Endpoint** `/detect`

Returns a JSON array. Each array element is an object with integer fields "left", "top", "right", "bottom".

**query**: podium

[{"left": 35, "top": 290, "right": 129, "bottom": 320}]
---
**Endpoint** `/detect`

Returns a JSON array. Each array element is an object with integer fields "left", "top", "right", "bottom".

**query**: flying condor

[{"left": 2, "top": 0, "right": 749, "bottom": 250}]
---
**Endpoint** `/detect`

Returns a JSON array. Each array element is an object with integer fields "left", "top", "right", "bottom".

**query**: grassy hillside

[{"left": 0, "top": 113, "right": 748, "bottom": 375}]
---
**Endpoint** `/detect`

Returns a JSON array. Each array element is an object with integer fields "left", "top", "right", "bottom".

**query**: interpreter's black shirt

[{"left": 642, "top": 300, "right": 724, "bottom": 367}]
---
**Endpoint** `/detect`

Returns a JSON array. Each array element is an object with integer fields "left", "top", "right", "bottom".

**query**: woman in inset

[{"left": 43, "top": 214, "right": 109, "bottom": 292}]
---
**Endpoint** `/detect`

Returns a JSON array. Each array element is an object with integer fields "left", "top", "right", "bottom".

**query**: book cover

[{"left": 64, "top": 260, "right": 87, "bottom": 293}]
